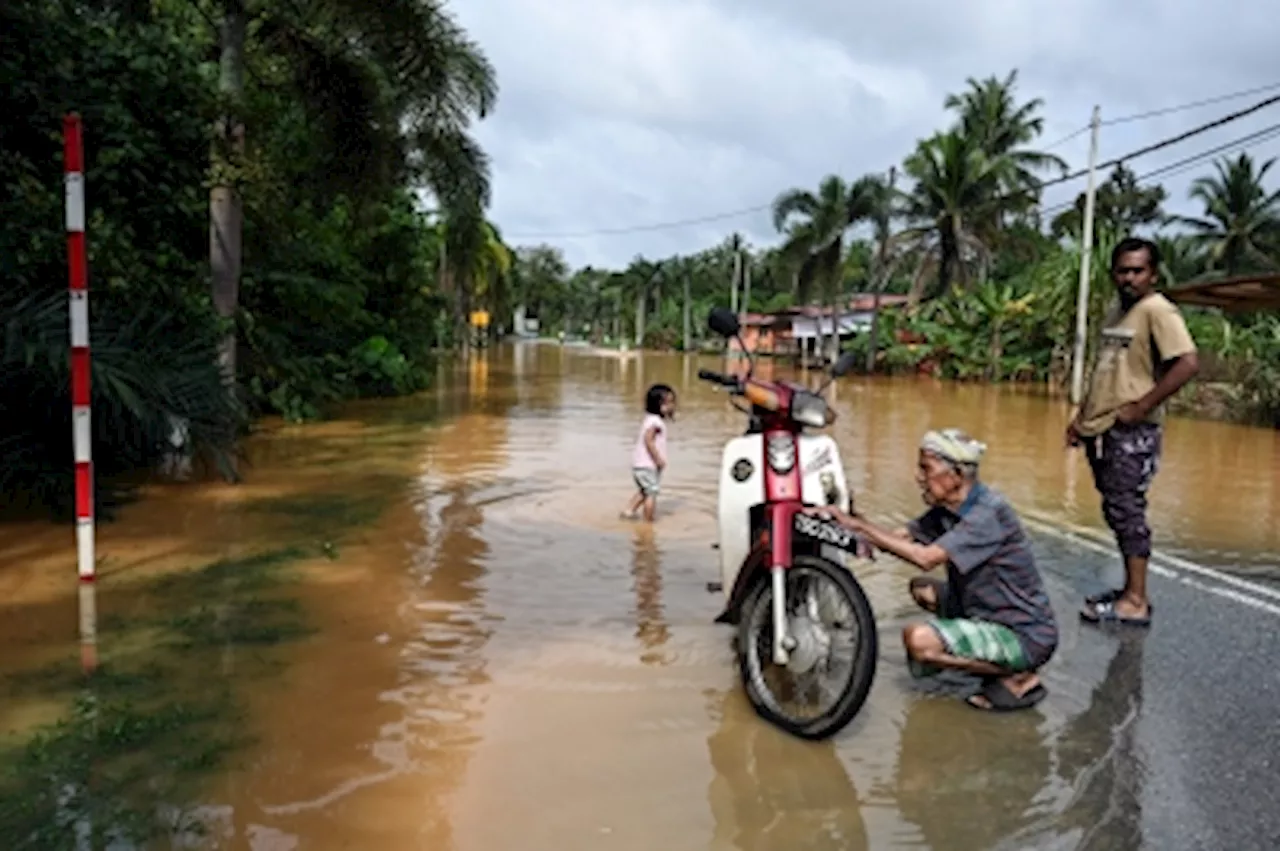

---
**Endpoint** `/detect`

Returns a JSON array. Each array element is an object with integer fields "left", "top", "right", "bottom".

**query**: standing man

[{"left": 1068, "top": 236, "right": 1200, "bottom": 627}]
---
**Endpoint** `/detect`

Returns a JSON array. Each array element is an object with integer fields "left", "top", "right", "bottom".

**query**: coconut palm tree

[
  {"left": 772, "top": 174, "right": 889, "bottom": 360},
  {"left": 897, "top": 131, "right": 1009, "bottom": 303},
  {"left": 1174, "top": 153, "right": 1280, "bottom": 277},
  {"left": 943, "top": 69, "right": 1068, "bottom": 231},
  {"left": 854, "top": 173, "right": 899, "bottom": 371},
  {"left": 1155, "top": 234, "right": 1208, "bottom": 287}
]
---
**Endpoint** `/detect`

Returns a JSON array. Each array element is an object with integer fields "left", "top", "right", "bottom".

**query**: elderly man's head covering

[{"left": 920, "top": 428, "right": 986, "bottom": 472}]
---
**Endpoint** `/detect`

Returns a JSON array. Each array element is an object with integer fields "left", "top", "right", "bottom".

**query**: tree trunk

[
  {"left": 938, "top": 218, "right": 959, "bottom": 295},
  {"left": 459, "top": 277, "right": 472, "bottom": 354},
  {"left": 866, "top": 167, "right": 894, "bottom": 374},
  {"left": 682, "top": 273, "right": 691, "bottom": 352},
  {"left": 634, "top": 287, "right": 646, "bottom": 347},
  {"left": 614, "top": 290, "right": 623, "bottom": 347},
  {"left": 866, "top": 235, "right": 890, "bottom": 374},
  {"left": 742, "top": 259, "right": 752, "bottom": 315},
  {"left": 828, "top": 294, "right": 840, "bottom": 365},
  {"left": 211, "top": 0, "right": 245, "bottom": 387},
  {"left": 866, "top": 273, "right": 883, "bottom": 374},
  {"left": 731, "top": 250, "right": 741, "bottom": 314}
]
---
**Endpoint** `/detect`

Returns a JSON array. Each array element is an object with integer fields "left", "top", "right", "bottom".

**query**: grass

[{"left": 0, "top": 484, "right": 401, "bottom": 849}]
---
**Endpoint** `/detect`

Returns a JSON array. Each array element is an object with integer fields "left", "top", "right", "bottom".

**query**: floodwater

[{"left": 2, "top": 342, "right": 1279, "bottom": 850}]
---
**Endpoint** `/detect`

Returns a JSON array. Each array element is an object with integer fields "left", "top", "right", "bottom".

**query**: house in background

[
  {"left": 512, "top": 304, "right": 541, "bottom": 338},
  {"left": 731, "top": 293, "right": 911, "bottom": 362}
]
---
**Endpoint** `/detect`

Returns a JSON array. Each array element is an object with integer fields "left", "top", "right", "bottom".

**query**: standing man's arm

[{"left": 1117, "top": 302, "right": 1200, "bottom": 424}]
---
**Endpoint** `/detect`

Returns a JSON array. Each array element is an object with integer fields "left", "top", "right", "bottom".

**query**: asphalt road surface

[{"left": 1000, "top": 517, "right": 1280, "bottom": 851}]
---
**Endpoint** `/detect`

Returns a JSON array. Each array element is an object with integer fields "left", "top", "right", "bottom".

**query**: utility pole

[{"left": 1070, "top": 105, "right": 1102, "bottom": 406}]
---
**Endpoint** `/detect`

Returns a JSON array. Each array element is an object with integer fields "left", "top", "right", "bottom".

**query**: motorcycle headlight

[
  {"left": 790, "top": 391, "right": 830, "bottom": 428},
  {"left": 766, "top": 432, "right": 796, "bottom": 473}
]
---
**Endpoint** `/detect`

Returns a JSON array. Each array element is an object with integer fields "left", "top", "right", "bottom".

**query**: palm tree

[
  {"left": 854, "top": 173, "right": 898, "bottom": 372},
  {"left": 435, "top": 210, "right": 510, "bottom": 350},
  {"left": 897, "top": 131, "right": 1009, "bottom": 303},
  {"left": 1175, "top": 153, "right": 1280, "bottom": 277},
  {"left": 1155, "top": 234, "right": 1208, "bottom": 287},
  {"left": 1050, "top": 163, "right": 1168, "bottom": 242},
  {"left": 211, "top": 0, "right": 497, "bottom": 379},
  {"left": 620, "top": 257, "right": 664, "bottom": 346},
  {"left": 472, "top": 221, "right": 514, "bottom": 341},
  {"left": 943, "top": 69, "right": 1068, "bottom": 231},
  {"left": 772, "top": 175, "right": 888, "bottom": 361}
]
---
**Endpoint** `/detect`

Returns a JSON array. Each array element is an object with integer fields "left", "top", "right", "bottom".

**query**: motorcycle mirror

[
  {"left": 830, "top": 350, "right": 859, "bottom": 378},
  {"left": 707, "top": 307, "right": 740, "bottom": 338}
]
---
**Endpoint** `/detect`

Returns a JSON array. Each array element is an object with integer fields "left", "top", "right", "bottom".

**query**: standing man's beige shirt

[{"left": 1076, "top": 293, "right": 1198, "bottom": 438}]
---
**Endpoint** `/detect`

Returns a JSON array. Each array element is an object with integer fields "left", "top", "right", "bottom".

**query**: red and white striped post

[{"left": 65, "top": 113, "right": 95, "bottom": 585}]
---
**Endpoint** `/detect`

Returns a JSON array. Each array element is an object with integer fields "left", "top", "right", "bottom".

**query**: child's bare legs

[
  {"left": 642, "top": 494, "right": 657, "bottom": 522},
  {"left": 620, "top": 490, "right": 644, "bottom": 520},
  {"left": 623, "top": 468, "right": 661, "bottom": 522}
]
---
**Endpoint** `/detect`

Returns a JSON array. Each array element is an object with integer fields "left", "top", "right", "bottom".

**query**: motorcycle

[{"left": 698, "top": 307, "right": 878, "bottom": 740}]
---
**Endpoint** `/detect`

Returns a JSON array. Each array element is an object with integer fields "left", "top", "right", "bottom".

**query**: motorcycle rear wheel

[{"left": 736, "top": 555, "right": 878, "bottom": 740}]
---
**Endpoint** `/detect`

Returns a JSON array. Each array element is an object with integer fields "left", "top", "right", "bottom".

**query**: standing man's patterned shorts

[{"left": 1085, "top": 422, "right": 1162, "bottom": 558}]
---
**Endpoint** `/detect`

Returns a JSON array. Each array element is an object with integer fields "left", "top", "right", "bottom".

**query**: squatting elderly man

[{"left": 807, "top": 428, "right": 1059, "bottom": 711}]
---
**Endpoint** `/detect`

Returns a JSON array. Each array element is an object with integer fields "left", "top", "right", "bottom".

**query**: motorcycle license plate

[{"left": 792, "top": 511, "right": 862, "bottom": 554}]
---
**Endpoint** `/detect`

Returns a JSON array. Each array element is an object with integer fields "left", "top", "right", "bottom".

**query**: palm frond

[{"left": 771, "top": 189, "right": 819, "bottom": 233}]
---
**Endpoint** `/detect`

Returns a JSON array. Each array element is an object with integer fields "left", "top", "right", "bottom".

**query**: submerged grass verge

[{"left": 0, "top": 486, "right": 398, "bottom": 849}]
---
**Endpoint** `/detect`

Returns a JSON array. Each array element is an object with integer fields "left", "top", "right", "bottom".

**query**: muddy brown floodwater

[{"left": 2, "top": 342, "right": 1278, "bottom": 850}]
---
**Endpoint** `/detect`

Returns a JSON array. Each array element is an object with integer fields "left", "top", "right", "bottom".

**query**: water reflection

[
  {"left": 5, "top": 345, "right": 1275, "bottom": 849},
  {"left": 630, "top": 526, "right": 670, "bottom": 665},
  {"left": 199, "top": 354, "right": 516, "bottom": 848},
  {"left": 1048, "top": 636, "right": 1147, "bottom": 851},
  {"left": 706, "top": 688, "right": 869, "bottom": 850},
  {"left": 892, "top": 697, "right": 1052, "bottom": 850},
  {"left": 77, "top": 581, "right": 97, "bottom": 675}
]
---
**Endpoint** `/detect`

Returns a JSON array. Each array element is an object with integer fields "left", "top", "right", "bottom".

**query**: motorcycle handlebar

[{"left": 697, "top": 368, "right": 739, "bottom": 388}]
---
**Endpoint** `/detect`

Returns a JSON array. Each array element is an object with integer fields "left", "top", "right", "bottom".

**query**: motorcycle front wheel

[{"left": 736, "top": 554, "right": 878, "bottom": 740}]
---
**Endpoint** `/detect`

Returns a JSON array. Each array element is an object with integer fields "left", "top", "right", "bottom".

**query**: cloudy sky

[{"left": 450, "top": 0, "right": 1280, "bottom": 269}]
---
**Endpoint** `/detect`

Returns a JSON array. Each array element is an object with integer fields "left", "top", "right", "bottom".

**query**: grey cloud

[{"left": 453, "top": 0, "right": 1280, "bottom": 268}]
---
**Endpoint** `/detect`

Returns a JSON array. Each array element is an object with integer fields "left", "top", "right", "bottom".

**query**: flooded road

[{"left": 3, "top": 343, "right": 1279, "bottom": 850}]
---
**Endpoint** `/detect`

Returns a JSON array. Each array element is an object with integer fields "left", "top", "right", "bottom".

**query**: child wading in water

[{"left": 621, "top": 384, "right": 676, "bottom": 522}]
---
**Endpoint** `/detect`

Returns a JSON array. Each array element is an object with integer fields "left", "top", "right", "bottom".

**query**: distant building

[
  {"left": 731, "top": 293, "right": 911, "bottom": 360},
  {"left": 512, "top": 305, "right": 541, "bottom": 338}
]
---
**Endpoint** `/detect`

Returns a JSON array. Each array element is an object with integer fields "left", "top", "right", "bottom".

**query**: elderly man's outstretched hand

[{"left": 802, "top": 505, "right": 863, "bottom": 531}]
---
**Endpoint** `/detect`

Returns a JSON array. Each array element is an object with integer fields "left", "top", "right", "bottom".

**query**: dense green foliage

[
  {"left": 1, "top": 0, "right": 499, "bottom": 517},
  {"left": 507, "top": 73, "right": 1280, "bottom": 426}
]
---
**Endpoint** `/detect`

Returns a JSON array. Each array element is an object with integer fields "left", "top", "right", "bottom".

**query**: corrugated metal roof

[
  {"left": 739, "top": 293, "right": 910, "bottom": 326},
  {"left": 1166, "top": 273, "right": 1280, "bottom": 312}
]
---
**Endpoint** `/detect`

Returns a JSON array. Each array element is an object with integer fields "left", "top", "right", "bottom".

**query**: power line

[
  {"left": 1043, "top": 125, "right": 1090, "bottom": 150},
  {"left": 1041, "top": 89, "right": 1280, "bottom": 191},
  {"left": 1036, "top": 120, "right": 1280, "bottom": 220},
  {"left": 1102, "top": 81, "right": 1280, "bottom": 127},
  {"left": 508, "top": 89, "right": 1280, "bottom": 241},
  {"left": 1137, "top": 121, "right": 1280, "bottom": 182},
  {"left": 510, "top": 202, "right": 774, "bottom": 240},
  {"left": 1012, "top": 82, "right": 1280, "bottom": 154}
]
